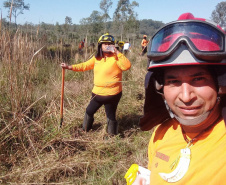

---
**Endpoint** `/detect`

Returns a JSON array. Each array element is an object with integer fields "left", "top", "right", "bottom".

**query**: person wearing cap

[
  {"left": 118, "top": 41, "right": 125, "bottom": 52},
  {"left": 125, "top": 13, "right": 226, "bottom": 184},
  {"left": 140, "top": 35, "right": 149, "bottom": 56},
  {"left": 61, "top": 33, "right": 131, "bottom": 135}
]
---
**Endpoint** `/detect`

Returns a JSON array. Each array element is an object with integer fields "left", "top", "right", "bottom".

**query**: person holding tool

[
  {"left": 140, "top": 35, "right": 149, "bottom": 56},
  {"left": 125, "top": 13, "right": 226, "bottom": 184},
  {"left": 61, "top": 33, "right": 131, "bottom": 135}
]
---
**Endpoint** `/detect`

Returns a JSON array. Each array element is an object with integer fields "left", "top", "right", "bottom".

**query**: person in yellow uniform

[
  {"left": 61, "top": 33, "right": 131, "bottom": 135},
  {"left": 125, "top": 13, "right": 226, "bottom": 184},
  {"left": 118, "top": 41, "right": 125, "bottom": 52}
]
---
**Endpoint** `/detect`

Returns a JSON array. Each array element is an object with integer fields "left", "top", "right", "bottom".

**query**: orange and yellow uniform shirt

[
  {"left": 71, "top": 53, "right": 131, "bottom": 96},
  {"left": 141, "top": 39, "right": 148, "bottom": 47},
  {"left": 148, "top": 118, "right": 226, "bottom": 185}
]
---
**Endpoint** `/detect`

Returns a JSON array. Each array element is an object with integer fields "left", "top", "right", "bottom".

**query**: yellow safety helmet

[
  {"left": 118, "top": 41, "right": 125, "bottom": 47},
  {"left": 98, "top": 33, "right": 115, "bottom": 44}
]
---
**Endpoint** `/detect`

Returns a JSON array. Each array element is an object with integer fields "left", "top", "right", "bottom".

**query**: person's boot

[
  {"left": 107, "top": 118, "right": 118, "bottom": 135},
  {"left": 82, "top": 113, "right": 94, "bottom": 132}
]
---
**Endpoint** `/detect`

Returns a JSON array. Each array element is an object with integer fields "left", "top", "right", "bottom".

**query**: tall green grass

[{"left": 0, "top": 28, "right": 153, "bottom": 184}]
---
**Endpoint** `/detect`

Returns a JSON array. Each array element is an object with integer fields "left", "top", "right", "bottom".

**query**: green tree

[
  {"left": 139, "top": 19, "right": 164, "bottom": 36},
  {"left": 55, "top": 22, "right": 63, "bottom": 43},
  {"left": 211, "top": 1, "right": 226, "bottom": 28},
  {"left": 113, "top": 0, "right": 139, "bottom": 40},
  {"left": 55, "top": 22, "right": 63, "bottom": 34},
  {"left": 79, "top": 17, "right": 89, "bottom": 40},
  {"left": 64, "top": 16, "right": 73, "bottom": 40},
  {"left": 100, "top": 0, "right": 113, "bottom": 33},
  {"left": 88, "top": 10, "right": 104, "bottom": 35},
  {"left": 80, "top": 10, "right": 104, "bottom": 39},
  {"left": 65, "top": 16, "right": 72, "bottom": 25},
  {"left": 3, "top": 0, "right": 30, "bottom": 24}
]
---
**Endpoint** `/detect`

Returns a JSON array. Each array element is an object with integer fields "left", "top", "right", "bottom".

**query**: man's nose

[{"left": 178, "top": 83, "right": 195, "bottom": 103}]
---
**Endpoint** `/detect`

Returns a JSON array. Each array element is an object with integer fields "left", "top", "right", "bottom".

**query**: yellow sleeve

[
  {"left": 71, "top": 56, "right": 95, "bottom": 71},
  {"left": 116, "top": 53, "right": 131, "bottom": 71},
  {"left": 148, "top": 127, "right": 157, "bottom": 170}
]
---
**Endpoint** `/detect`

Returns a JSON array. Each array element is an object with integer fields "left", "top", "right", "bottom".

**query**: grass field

[{"left": 0, "top": 29, "right": 153, "bottom": 184}]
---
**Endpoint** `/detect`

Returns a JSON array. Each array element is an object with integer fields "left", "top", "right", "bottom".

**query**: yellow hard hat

[
  {"left": 118, "top": 41, "right": 125, "bottom": 47},
  {"left": 98, "top": 33, "right": 115, "bottom": 44}
]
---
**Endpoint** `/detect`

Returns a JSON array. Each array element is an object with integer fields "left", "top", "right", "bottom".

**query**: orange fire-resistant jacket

[
  {"left": 71, "top": 53, "right": 131, "bottom": 96},
  {"left": 141, "top": 39, "right": 148, "bottom": 47}
]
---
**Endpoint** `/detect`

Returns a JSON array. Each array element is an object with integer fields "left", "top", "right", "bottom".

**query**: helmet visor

[{"left": 149, "top": 20, "right": 226, "bottom": 61}]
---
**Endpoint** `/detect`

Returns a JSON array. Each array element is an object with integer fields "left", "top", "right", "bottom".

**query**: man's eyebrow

[
  {"left": 164, "top": 74, "right": 177, "bottom": 79},
  {"left": 165, "top": 72, "right": 209, "bottom": 79},
  {"left": 190, "top": 72, "right": 208, "bottom": 77}
]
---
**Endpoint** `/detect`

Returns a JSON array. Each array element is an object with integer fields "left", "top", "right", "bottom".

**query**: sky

[{"left": 0, "top": 0, "right": 224, "bottom": 25}]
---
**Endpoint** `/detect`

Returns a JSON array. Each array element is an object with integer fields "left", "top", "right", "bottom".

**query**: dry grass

[{"left": 0, "top": 27, "right": 152, "bottom": 184}]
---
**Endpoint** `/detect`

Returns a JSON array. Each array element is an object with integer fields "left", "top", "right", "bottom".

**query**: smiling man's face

[{"left": 163, "top": 65, "right": 217, "bottom": 120}]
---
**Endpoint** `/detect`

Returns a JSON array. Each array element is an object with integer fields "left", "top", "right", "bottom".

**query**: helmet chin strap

[
  {"left": 168, "top": 98, "right": 220, "bottom": 126},
  {"left": 174, "top": 111, "right": 210, "bottom": 126}
]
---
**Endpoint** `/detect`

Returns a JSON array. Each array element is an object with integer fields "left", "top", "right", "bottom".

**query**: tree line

[
  {"left": 2, "top": 0, "right": 226, "bottom": 46},
  {"left": 1, "top": 18, "right": 164, "bottom": 47},
  {"left": 2, "top": 0, "right": 165, "bottom": 45}
]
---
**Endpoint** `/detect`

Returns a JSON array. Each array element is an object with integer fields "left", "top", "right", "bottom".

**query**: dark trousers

[
  {"left": 86, "top": 92, "right": 122, "bottom": 121},
  {"left": 142, "top": 46, "right": 147, "bottom": 55}
]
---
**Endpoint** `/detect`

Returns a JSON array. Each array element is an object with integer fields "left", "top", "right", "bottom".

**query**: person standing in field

[
  {"left": 117, "top": 41, "right": 125, "bottom": 52},
  {"left": 125, "top": 13, "right": 226, "bottom": 184},
  {"left": 78, "top": 38, "right": 85, "bottom": 54},
  {"left": 123, "top": 41, "right": 132, "bottom": 55},
  {"left": 140, "top": 35, "right": 148, "bottom": 56},
  {"left": 61, "top": 33, "right": 131, "bottom": 135}
]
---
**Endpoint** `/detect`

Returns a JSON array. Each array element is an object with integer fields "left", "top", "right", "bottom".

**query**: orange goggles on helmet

[{"left": 148, "top": 20, "right": 226, "bottom": 62}]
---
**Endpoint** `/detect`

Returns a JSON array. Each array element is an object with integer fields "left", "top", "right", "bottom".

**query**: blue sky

[{"left": 0, "top": 0, "right": 224, "bottom": 25}]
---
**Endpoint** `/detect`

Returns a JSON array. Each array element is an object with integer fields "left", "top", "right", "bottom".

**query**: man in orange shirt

[
  {"left": 140, "top": 35, "right": 148, "bottom": 56},
  {"left": 61, "top": 33, "right": 131, "bottom": 135},
  {"left": 125, "top": 13, "right": 226, "bottom": 185}
]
